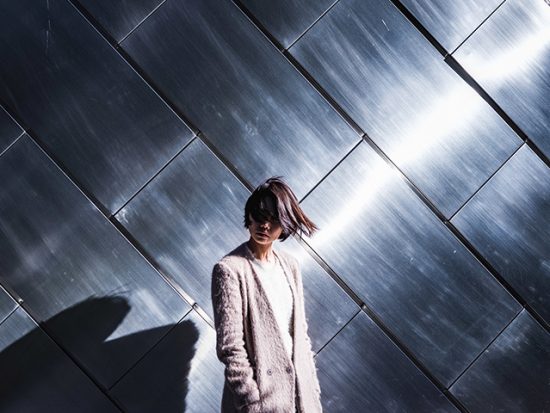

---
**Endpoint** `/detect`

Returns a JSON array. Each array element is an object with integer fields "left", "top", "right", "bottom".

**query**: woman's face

[{"left": 248, "top": 198, "right": 283, "bottom": 245}]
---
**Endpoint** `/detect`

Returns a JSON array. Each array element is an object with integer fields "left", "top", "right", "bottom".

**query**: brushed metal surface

[
  {"left": 275, "top": 237, "right": 359, "bottom": 352},
  {"left": 111, "top": 310, "right": 224, "bottom": 413},
  {"left": 316, "top": 311, "right": 459, "bottom": 412},
  {"left": 0, "top": 106, "right": 22, "bottom": 154},
  {"left": 0, "top": 286, "right": 17, "bottom": 324},
  {"left": 400, "top": 0, "right": 503, "bottom": 52},
  {"left": 291, "top": 0, "right": 520, "bottom": 217},
  {"left": 454, "top": 0, "right": 550, "bottom": 158},
  {"left": 116, "top": 138, "right": 358, "bottom": 350},
  {"left": 0, "top": 0, "right": 193, "bottom": 213},
  {"left": 117, "top": 137, "right": 358, "bottom": 349},
  {"left": 451, "top": 309, "right": 550, "bottom": 412},
  {"left": 0, "top": 135, "right": 190, "bottom": 387},
  {"left": 0, "top": 308, "right": 35, "bottom": 352},
  {"left": 453, "top": 145, "right": 550, "bottom": 323},
  {"left": 240, "top": 0, "right": 335, "bottom": 48},
  {"left": 78, "top": 0, "right": 162, "bottom": 42},
  {"left": 122, "top": 0, "right": 359, "bottom": 201},
  {"left": 0, "top": 307, "right": 118, "bottom": 413},
  {"left": 301, "top": 141, "right": 520, "bottom": 385},
  {"left": 116, "top": 138, "right": 251, "bottom": 319}
]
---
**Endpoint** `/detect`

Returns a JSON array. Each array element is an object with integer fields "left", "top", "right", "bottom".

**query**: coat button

[
  {"left": 267, "top": 369, "right": 272, "bottom": 376},
  {"left": 285, "top": 367, "right": 292, "bottom": 373}
]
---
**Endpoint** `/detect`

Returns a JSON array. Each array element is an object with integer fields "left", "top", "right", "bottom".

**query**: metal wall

[{"left": 0, "top": 0, "right": 548, "bottom": 412}]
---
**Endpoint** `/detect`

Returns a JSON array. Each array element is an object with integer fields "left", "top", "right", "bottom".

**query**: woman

[{"left": 211, "top": 177, "right": 323, "bottom": 413}]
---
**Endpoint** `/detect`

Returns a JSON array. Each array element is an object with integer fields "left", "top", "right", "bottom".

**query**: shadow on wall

[{"left": 0, "top": 296, "right": 200, "bottom": 413}]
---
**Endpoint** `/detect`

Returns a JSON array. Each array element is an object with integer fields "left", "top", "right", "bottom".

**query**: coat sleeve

[
  {"left": 211, "top": 261, "right": 262, "bottom": 411},
  {"left": 294, "top": 258, "right": 322, "bottom": 398}
]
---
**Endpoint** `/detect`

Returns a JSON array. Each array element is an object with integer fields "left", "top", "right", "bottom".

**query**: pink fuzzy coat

[{"left": 211, "top": 241, "right": 323, "bottom": 413}]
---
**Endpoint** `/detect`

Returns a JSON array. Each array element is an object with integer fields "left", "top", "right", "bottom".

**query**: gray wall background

[{"left": 0, "top": 0, "right": 549, "bottom": 412}]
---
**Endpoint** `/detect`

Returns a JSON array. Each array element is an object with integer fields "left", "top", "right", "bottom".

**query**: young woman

[{"left": 211, "top": 177, "right": 323, "bottom": 413}]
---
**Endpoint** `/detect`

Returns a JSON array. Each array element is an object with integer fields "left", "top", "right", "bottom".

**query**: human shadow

[{"left": 0, "top": 296, "right": 200, "bottom": 413}]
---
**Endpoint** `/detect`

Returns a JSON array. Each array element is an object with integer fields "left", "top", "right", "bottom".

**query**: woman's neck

[{"left": 247, "top": 238, "right": 275, "bottom": 262}]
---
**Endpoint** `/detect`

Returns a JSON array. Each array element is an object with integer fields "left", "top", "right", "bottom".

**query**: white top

[{"left": 249, "top": 251, "right": 294, "bottom": 360}]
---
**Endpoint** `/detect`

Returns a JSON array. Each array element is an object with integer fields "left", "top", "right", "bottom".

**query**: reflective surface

[
  {"left": 78, "top": 0, "right": 162, "bottom": 42},
  {"left": 400, "top": 0, "right": 503, "bottom": 52},
  {"left": 111, "top": 310, "right": 224, "bottom": 413},
  {"left": 1, "top": 0, "right": 546, "bottom": 409},
  {"left": 116, "top": 137, "right": 358, "bottom": 345},
  {"left": 0, "top": 135, "right": 190, "bottom": 387},
  {"left": 0, "top": 307, "right": 118, "bottom": 412},
  {"left": 454, "top": 0, "right": 550, "bottom": 158},
  {"left": 451, "top": 309, "right": 550, "bottom": 413},
  {"left": 301, "top": 141, "right": 520, "bottom": 385},
  {"left": 0, "top": 286, "right": 17, "bottom": 324},
  {"left": 453, "top": 145, "right": 550, "bottom": 323},
  {"left": 122, "top": 0, "right": 359, "bottom": 200},
  {"left": 240, "top": 0, "right": 335, "bottom": 48},
  {"left": 0, "top": 0, "right": 193, "bottom": 213},
  {"left": 276, "top": 237, "right": 359, "bottom": 352},
  {"left": 291, "top": 0, "right": 520, "bottom": 217},
  {"left": 0, "top": 106, "right": 22, "bottom": 154},
  {"left": 316, "top": 311, "right": 459, "bottom": 412},
  {"left": 116, "top": 139, "right": 250, "bottom": 319}
]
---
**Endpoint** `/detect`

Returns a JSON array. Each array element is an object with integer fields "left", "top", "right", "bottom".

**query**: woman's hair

[{"left": 244, "top": 176, "right": 318, "bottom": 241}]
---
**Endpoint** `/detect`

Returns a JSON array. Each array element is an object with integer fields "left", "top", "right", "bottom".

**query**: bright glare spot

[
  {"left": 463, "top": 26, "right": 550, "bottom": 81},
  {"left": 307, "top": 157, "right": 393, "bottom": 248},
  {"left": 391, "top": 85, "right": 482, "bottom": 166}
]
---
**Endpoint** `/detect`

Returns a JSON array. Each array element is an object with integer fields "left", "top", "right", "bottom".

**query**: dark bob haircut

[{"left": 244, "top": 176, "right": 318, "bottom": 241}]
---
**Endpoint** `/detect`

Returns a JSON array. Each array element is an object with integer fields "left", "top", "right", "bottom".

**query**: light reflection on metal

[
  {"left": 300, "top": 141, "right": 520, "bottom": 384},
  {"left": 454, "top": 0, "right": 550, "bottom": 157},
  {"left": 457, "top": 25, "right": 550, "bottom": 82},
  {"left": 390, "top": 86, "right": 483, "bottom": 167},
  {"left": 304, "top": 143, "right": 392, "bottom": 249},
  {"left": 290, "top": 0, "right": 520, "bottom": 217}
]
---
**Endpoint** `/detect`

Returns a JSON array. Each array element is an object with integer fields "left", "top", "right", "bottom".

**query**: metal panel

[
  {"left": 0, "top": 106, "right": 22, "bottom": 154},
  {"left": 454, "top": 0, "right": 550, "bottom": 159},
  {"left": 316, "top": 311, "right": 459, "bottom": 412},
  {"left": 121, "top": 0, "right": 359, "bottom": 201},
  {"left": 276, "top": 238, "right": 359, "bottom": 352},
  {"left": 0, "top": 307, "right": 118, "bottom": 413},
  {"left": 0, "top": 0, "right": 193, "bottom": 213},
  {"left": 111, "top": 310, "right": 224, "bottom": 413},
  {"left": 290, "top": 0, "right": 520, "bottom": 217},
  {"left": 77, "top": 0, "right": 162, "bottom": 43},
  {"left": 0, "top": 286, "right": 17, "bottom": 324},
  {"left": 300, "top": 141, "right": 520, "bottom": 385},
  {"left": 400, "top": 0, "right": 503, "bottom": 52},
  {"left": 452, "top": 145, "right": 550, "bottom": 323},
  {"left": 116, "top": 138, "right": 358, "bottom": 344},
  {"left": 239, "top": 0, "right": 335, "bottom": 48},
  {"left": 116, "top": 139, "right": 250, "bottom": 319},
  {"left": 0, "top": 135, "right": 190, "bottom": 387},
  {"left": 451, "top": 310, "right": 550, "bottom": 412}
]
